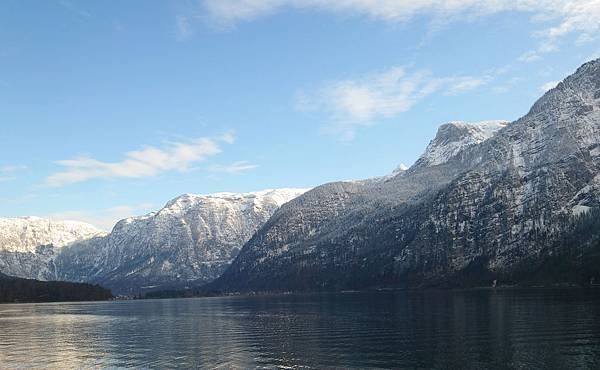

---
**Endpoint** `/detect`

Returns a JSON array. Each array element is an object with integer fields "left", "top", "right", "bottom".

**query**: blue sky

[{"left": 1, "top": 0, "right": 599, "bottom": 230}]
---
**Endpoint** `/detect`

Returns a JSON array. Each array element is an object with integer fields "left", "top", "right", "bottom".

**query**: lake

[{"left": 1, "top": 289, "right": 600, "bottom": 369}]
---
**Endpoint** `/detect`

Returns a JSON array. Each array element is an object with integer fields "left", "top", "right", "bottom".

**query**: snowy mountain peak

[
  {"left": 413, "top": 120, "right": 509, "bottom": 168},
  {"left": 0, "top": 217, "right": 104, "bottom": 253},
  {"left": 162, "top": 188, "right": 309, "bottom": 213},
  {"left": 392, "top": 163, "right": 409, "bottom": 175},
  {"left": 55, "top": 187, "right": 309, "bottom": 293},
  {"left": 527, "top": 57, "right": 600, "bottom": 121}
]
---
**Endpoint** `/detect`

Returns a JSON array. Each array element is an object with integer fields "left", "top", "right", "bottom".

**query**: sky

[{"left": 1, "top": 0, "right": 599, "bottom": 230}]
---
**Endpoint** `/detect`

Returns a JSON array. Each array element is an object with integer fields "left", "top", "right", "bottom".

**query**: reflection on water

[{"left": 1, "top": 289, "right": 600, "bottom": 369}]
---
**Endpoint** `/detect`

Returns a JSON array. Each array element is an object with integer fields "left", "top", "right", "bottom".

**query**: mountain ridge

[
  {"left": 54, "top": 188, "right": 308, "bottom": 293},
  {"left": 0, "top": 189, "right": 308, "bottom": 294},
  {"left": 1, "top": 59, "right": 598, "bottom": 295},
  {"left": 210, "top": 58, "right": 600, "bottom": 293}
]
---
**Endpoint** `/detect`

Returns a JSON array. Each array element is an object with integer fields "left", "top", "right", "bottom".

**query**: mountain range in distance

[
  {"left": 0, "top": 189, "right": 307, "bottom": 294},
  {"left": 1, "top": 58, "right": 599, "bottom": 296}
]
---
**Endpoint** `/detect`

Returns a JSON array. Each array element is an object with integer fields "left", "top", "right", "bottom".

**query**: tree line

[{"left": 0, "top": 273, "right": 113, "bottom": 303}]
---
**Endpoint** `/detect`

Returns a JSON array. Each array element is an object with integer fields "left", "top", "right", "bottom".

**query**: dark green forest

[
  {"left": 506, "top": 207, "right": 600, "bottom": 286},
  {"left": 0, "top": 273, "right": 113, "bottom": 303}
]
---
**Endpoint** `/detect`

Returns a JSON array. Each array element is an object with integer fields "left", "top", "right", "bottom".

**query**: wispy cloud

[
  {"left": 176, "top": 15, "right": 195, "bottom": 39},
  {"left": 48, "top": 203, "right": 156, "bottom": 231},
  {"left": 198, "top": 0, "right": 600, "bottom": 59},
  {"left": 444, "top": 76, "right": 488, "bottom": 95},
  {"left": 517, "top": 40, "right": 560, "bottom": 63},
  {"left": 540, "top": 80, "right": 560, "bottom": 92},
  {"left": 220, "top": 131, "right": 236, "bottom": 144},
  {"left": 518, "top": 51, "right": 543, "bottom": 63},
  {"left": 298, "top": 66, "right": 487, "bottom": 140},
  {"left": 58, "top": 0, "right": 92, "bottom": 19},
  {"left": 209, "top": 161, "right": 259, "bottom": 174},
  {"left": 46, "top": 136, "right": 228, "bottom": 187},
  {"left": 0, "top": 165, "right": 27, "bottom": 182}
]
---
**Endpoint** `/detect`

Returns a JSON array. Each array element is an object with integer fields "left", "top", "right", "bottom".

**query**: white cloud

[
  {"left": 220, "top": 131, "right": 236, "bottom": 144},
  {"left": 200, "top": 0, "right": 600, "bottom": 57},
  {"left": 48, "top": 203, "right": 156, "bottom": 231},
  {"left": 58, "top": 0, "right": 92, "bottom": 19},
  {"left": 176, "top": 15, "right": 195, "bottom": 39},
  {"left": 0, "top": 165, "right": 27, "bottom": 182},
  {"left": 517, "top": 39, "right": 561, "bottom": 63},
  {"left": 2, "top": 165, "right": 27, "bottom": 173},
  {"left": 209, "top": 161, "right": 259, "bottom": 174},
  {"left": 518, "top": 50, "right": 542, "bottom": 63},
  {"left": 540, "top": 80, "right": 560, "bottom": 92},
  {"left": 203, "top": 0, "right": 282, "bottom": 28},
  {"left": 204, "top": 0, "right": 520, "bottom": 26},
  {"left": 299, "top": 66, "right": 487, "bottom": 140},
  {"left": 444, "top": 76, "right": 488, "bottom": 95},
  {"left": 46, "top": 137, "right": 227, "bottom": 187}
]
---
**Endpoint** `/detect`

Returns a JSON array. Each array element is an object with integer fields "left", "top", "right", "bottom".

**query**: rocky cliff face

[
  {"left": 413, "top": 120, "right": 508, "bottom": 168},
  {"left": 213, "top": 59, "right": 600, "bottom": 292},
  {"left": 54, "top": 189, "right": 307, "bottom": 293},
  {"left": 0, "top": 217, "right": 104, "bottom": 280}
]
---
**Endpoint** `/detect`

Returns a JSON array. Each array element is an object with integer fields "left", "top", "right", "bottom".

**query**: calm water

[{"left": 1, "top": 289, "right": 600, "bottom": 369}]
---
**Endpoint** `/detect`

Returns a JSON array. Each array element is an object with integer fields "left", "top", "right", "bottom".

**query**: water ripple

[{"left": 0, "top": 289, "right": 600, "bottom": 368}]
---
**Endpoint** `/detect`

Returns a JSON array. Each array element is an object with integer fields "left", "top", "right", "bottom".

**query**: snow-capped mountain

[
  {"left": 212, "top": 58, "right": 600, "bottom": 292},
  {"left": 412, "top": 120, "right": 508, "bottom": 168},
  {"left": 0, "top": 217, "right": 103, "bottom": 280},
  {"left": 0, "top": 217, "right": 104, "bottom": 253},
  {"left": 3, "top": 59, "right": 598, "bottom": 295},
  {"left": 55, "top": 188, "right": 307, "bottom": 293}
]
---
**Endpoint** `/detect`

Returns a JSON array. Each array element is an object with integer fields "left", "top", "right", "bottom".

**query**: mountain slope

[
  {"left": 55, "top": 188, "right": 307, "bottom": 294},
  {"left": 0, "top": 216, "right": 104, "bottom": 253},
  {"left": 0, "top": 217, "right": 104, "bottom": 280},
  {"left": 413, "top": 120, "right": 508, "bottom": 168},
  {"left": 213, "top": 58, "right": 600, "bottom": 292}
]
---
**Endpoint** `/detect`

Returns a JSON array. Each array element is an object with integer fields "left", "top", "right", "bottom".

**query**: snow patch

[
  {"left": 572, "top": 205, "right": 591, "bottom": 216},
  {"left": 416, "top": 120, "right": 509, "bottom": 167},
  {"left": 0, "top": 217, "right": 104, "bottom": 253}
]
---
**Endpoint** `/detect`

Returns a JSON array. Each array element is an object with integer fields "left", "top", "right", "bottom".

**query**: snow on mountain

[
  {"left": 0, "top": 217, "right": 104, "bottom": 253},
  {"left": 0, "top": 217, "right": 103, "bottom": 280},
  {"left": 212, "top": 58, "right": 600, "bottom": 293},
  {"left": 393, "top": 163, "right": 409, "bottom": 174},
  {"left": 55, "top": 188, "right": 308, "bottom": 293},
  {"left": 413, "top": 120, "right": 509, "bottom": 168}
]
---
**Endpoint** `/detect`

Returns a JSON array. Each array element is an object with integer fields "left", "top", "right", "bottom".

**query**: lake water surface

[{"left": 1, "top": 289, "right": 600, "bottom": 369}]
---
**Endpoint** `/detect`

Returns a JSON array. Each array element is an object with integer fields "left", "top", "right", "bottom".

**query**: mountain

[
  {"left": 0, "top": 217, "right": 104, "bottom": 280},
  {"left": 412, "top": 120, "right": 508, "bottom": 168},
  {"left": 54, "top": 188, "right": 307, "bottom": 294},
  {"left": 212, "top": 58, "right": 600, "bottom": 292},
  {"left": 0, "top": 272, "right": 112, "bottom": 303}
]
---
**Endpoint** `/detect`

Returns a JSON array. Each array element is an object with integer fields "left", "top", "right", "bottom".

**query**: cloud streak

[
  {"left": 209, "top": 161, "right": 259, "bottom": 174},
  {"left": 0, "top": 165, "right": 27, "bottom": 182},
  {"left": 46, "top": 137, "right": 226, "bottom": 187},
  {"left": 298, "top": 66, "right": 487, "bottom": 140},
  {"left": 199, "top": 0, "right": 600, "bottom": 57}
]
